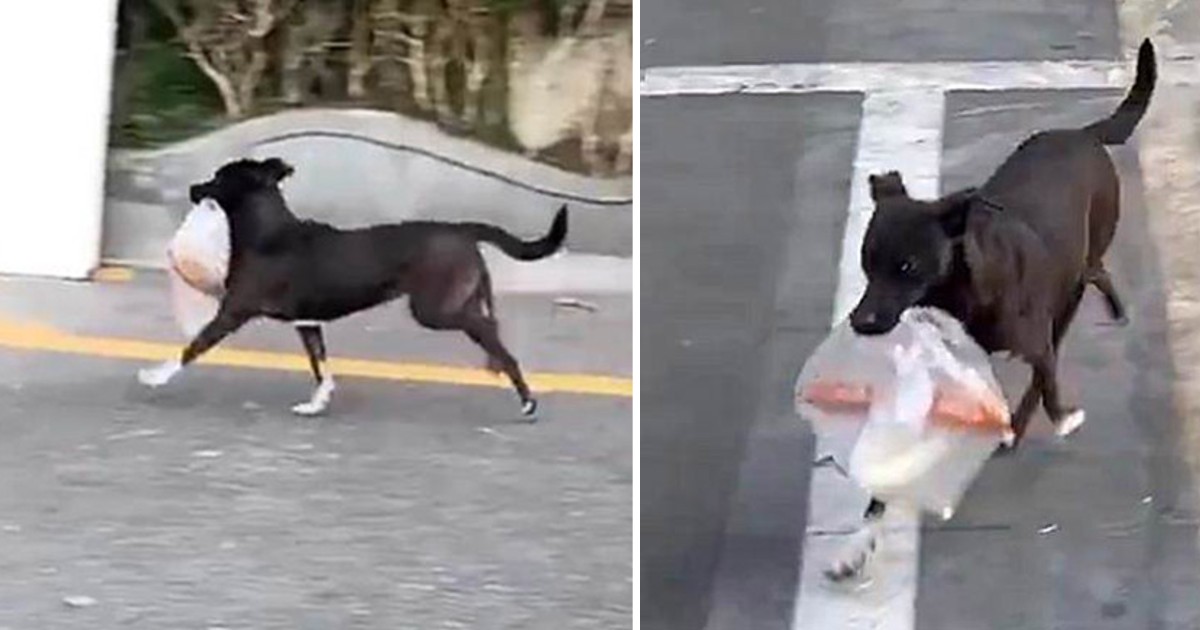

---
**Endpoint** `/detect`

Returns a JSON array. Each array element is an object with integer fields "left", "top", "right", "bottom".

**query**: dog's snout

[
  {"left": 189, "top": 184, "right": 208, "bottom": 204},
  {"left": 850, "top": 308, "right": 892, "bottom": 336}
]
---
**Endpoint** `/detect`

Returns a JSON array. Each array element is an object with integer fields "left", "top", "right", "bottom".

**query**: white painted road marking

[
  {"left": 641, "top": 47, "right": 1188, "bottom": 630},
  {"left": 642, "top": 55, "right": 1198, "bottom": 96},
  {"left": 793, "top": 89, "right": 943, "bottom": 630},
  {"left": 832, "top": 90, "right": 945, "bottom": 327}
]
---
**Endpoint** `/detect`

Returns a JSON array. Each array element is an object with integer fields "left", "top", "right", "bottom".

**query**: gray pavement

[
  {"left": 641, "top": 94, "right": 857, "bottom": 630},
  {"left": 0, "top": 276, "right": 631, "bottom": 629},
  {"left": 643, "top": 0, "right": 1119, "bottom": 67},
  {"left": 641, "top": 1, "right": 1200, "bottom": 629}
]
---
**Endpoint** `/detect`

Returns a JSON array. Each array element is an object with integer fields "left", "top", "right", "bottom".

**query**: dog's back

[{"left": 975, "top": 38, "right": 1155, "bottom": 296}]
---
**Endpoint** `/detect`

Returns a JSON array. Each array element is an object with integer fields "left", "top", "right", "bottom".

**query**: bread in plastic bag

[
  {"left": 166, "top": 198, "right": 230, "bottom": 337},
  {"left": 794, "top": 307, "right": 1012, "bottom": 518}
]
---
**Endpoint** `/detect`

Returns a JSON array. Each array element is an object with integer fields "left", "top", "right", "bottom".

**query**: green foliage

[{"left": 110, "top": 41, "right": 225, "bottom": 147}]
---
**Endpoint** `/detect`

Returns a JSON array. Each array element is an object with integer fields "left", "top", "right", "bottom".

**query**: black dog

[
  {"left": 138, "top": 157, "right": 568, "bottom": 418},
  {"left": 826, "top": 40, "right": 1156, "bottom": 581}
]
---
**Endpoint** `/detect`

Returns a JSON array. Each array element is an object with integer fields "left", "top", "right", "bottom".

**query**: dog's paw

[
  {"left": 1098, "top": 315, "right": 1130, "bottom": 328},
  {"left": 994, "top": 435, "right": 1022, "bottom": 456},
  {"left": 292, "top": 378, "right": 335, "bottom": 417},
  {"left": 138, "top": 361, "right": 181, "bottom": 388},
  {"left": 1056, "top": 409, "right": 1087, "bottom": 437},
  {"left": 521, "top": 399, "right": 538, "bottom": 420},
  {"left": 824, "top": 527, "right": 878, "bottom": 583},
  {"left": 291, "top": 400, "right": 328, "bottom": 416},
  {"left": 820, "top": 525, "right": 878, "bottom": 580}
]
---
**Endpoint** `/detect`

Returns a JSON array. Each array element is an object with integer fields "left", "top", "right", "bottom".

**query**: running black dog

[
  {"left": 138, "top": 157, "right": 568, "bottom": 418},
  {"left": 827, "top": 40, "right": 1156, "bottom": 581}
]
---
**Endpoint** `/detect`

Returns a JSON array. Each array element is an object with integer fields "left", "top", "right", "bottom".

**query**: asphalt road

[
  {"left": 0, "top": 275, "right": 631, "bottom": 629},
  {"left": 641, "top": 1, "right": 1200, "bottom": 628}
]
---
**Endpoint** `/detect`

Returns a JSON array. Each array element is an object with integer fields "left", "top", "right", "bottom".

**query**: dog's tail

[
  {"left": 1083, "top": 39, "right": 1156, "bottom": 145},
  {"left": 462, "top": 205, "right": 568, "bottom": 261}
]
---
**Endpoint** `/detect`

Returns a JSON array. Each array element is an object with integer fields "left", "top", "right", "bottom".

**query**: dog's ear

[
  {"left": 257, "top": 157, "right": 295, "bottom": 185},
  {"left": 935, "top": 187, "right": 978, "bottom": 237},
  {"left": 868, "top": 171, "right": 908, "bottom": 202}
]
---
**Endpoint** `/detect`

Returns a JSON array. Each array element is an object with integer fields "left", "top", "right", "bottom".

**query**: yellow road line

[
  {"left": 0, "top": 318, "right": 632, "bottom": 398},
  {"left": 91, "top": 267, "right": 135, "bottom": 283}
]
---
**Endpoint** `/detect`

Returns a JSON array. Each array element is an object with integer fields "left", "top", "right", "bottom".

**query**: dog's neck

[{"left": 228, "top": 188, "right": 300, "bottom": 248}]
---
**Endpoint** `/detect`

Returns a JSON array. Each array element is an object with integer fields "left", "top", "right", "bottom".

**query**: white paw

[
  {"left": 291, "top": 400, "right": 328, "bottom": 416},
  {"left": 1056, "top": 409, "right": 1087, "bottom": 437},
  {"left": 138, "top": 361, "right": 181, "bottom": 388},
  {"left": 521, "top": 399, "right": 538, "bottom": 417},
  {"left": 292, "top": 378, "right": 335, "bottom": 417},
  {"left": 824, "top": 526, "right": 878, "bottom": 582}
]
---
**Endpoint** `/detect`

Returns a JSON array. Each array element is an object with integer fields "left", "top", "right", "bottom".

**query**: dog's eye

[{"left": 898, "top": 260, "right": 917, "bottom": 276}]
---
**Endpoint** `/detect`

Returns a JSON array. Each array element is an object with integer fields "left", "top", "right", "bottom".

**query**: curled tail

[
  {"left": 1084, "top": 38, "right": 1156, "bottom": 144},
  {"left": 462, "top": 205, "right": 568, "bottom": 261}
]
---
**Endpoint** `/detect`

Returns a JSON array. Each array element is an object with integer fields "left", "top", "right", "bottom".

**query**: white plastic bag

[
  {"left": 794, "top": 307, "right": 1012, "bottom": 518},
  {"left": 166, "top": 198, "right": 230, "bottom": 337}
]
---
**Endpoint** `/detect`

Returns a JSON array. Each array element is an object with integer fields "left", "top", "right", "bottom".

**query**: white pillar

[{"left": 0, "top": 3, "right": 118, "bottom": 279}]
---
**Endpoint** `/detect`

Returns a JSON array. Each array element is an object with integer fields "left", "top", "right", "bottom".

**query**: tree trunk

[
  {"left": 187, "top": 46, "right": 246, "bottom": 118},
  {"left": 215, "top": 75, "right": 245, "bottom": 118},
  {"left": 427, "top": 24, "right": 454, "bottom": 122},
  {"left": 577, "top": 0, "right": 608, "bottom": 35},
  {"left": 280, "top": 35, "right": 307, "bottom": 104},
  {"left": 348, "top": 0, "right": 373, "bottom": 98},
  {"left": 462, "top": 18, "right": 493, "bottom": 125},
  {"left": 235, "top": 46, "right": 270, "bottom": 117},
  {"left": 406, "top": 14, "right": 434, "bottom": 111}
]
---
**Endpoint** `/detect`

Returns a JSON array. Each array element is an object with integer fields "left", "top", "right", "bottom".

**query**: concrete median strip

[{"left": 0, "top": 316, "right": 632, "bottom": 398}]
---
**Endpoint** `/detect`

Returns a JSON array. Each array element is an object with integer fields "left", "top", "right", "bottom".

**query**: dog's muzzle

[{"left": 189, "top": 183, "right": 213, "bottom": 204}]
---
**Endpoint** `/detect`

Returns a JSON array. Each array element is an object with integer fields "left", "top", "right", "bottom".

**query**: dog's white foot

[
  {"left": 292, "top": 377, "right": 335, "bottom": 416},
  {"left": 1056, "top": 409, "right": 1087, "bottom": 437},
  {"left": 824, "top": 524, "right": 879, "bottom": 582},
  {"left": 521, "top": 399, "right": 538, "bottom": 420},
  {"left": 138, "top": 360, "right": 181, "bottom": 388}
]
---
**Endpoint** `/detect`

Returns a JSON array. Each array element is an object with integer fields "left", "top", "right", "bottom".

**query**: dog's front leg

[
  {"left": 825, "top": 497, "right": 886, "bottom": 582},
  {"left": 138, "top": 309, "right": 250, "bottom": 387},
  {"left": 292, "top": 322, "right": 335, "bottom": 416},
  {"left": 1034, "top": 348, "right": 1086, "bottom": 437}
]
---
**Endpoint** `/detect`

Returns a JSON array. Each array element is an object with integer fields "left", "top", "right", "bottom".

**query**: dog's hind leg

[
  {"left": 292, "top": 323, "right": 335, "bottom": 416},
  {"left": 410, "top": 285, "right": 537, "bottom": 419},
  {"left": 1088, "top": 266, "right": 1129, "bottom": 326},
  {"left": 1048, "top": 285, "right": 1088, "bottom": 437},
  {"left": 138, "top": 308, "right": 251, "bottom": 387},
  {"left": 476, "top": 270, "right": 505, "bottom": 374},
  {"left": 462, "top": 314, "right": 537, "bottom": 419}
]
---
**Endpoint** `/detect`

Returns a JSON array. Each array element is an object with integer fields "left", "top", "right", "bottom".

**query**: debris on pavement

[
  {"left": 106, "top": 428, "right": 164, "bottom": 442},
  {"left": 553, "top": 297, "right": 600, "bottom": 312},
  {"left": 62, "top": 595, "right": 97, "bottom": 609},
  {"left": 1038, "top": 524, "right": 1059, "bottom": 535}
]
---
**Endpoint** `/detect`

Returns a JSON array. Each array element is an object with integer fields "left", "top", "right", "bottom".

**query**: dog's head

[
  {"left": 849, "top": 171, "right": 977, "bottom": 335},
  {"left": 188, "top": 157, "right": 294, "bottom": 208}
]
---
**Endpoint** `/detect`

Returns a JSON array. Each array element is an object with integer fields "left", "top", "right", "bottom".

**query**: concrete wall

[{"left": 103, "top": 109, "right": 633, "bottom": 267}]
